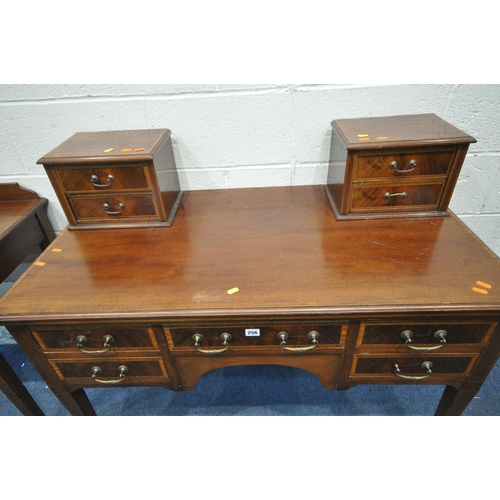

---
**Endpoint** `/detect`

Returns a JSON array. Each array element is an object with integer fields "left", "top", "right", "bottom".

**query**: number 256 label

[{"left": 245, "top": 329, "right": 260, "bottom": 337}]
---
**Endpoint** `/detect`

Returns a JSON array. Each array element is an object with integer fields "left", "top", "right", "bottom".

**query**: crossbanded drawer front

[
  {"left": 50, "top": 358, "right": 169, "bottom": 384},
  {"left": 69, "top": 194, "right": 158, "bottom": 220},
  {"left": 353, "top": 149, "right": 455, "bottom": 179},
  {"left": 350, "top": 183, "right": 444, "bottom": 211},
  {"left": 55, "top": 165, "right": 149, "bottom": 192},
  {"left": 32, "top": 327, "right": 159, "bottom": 354},
  {"left": 166, "top": 324, "right": 347, "bottom": 350},
  {"left": 357, "top": 321, "right": 497, "bottom": 349},
  {"left": 352, "top": 354, "right": 478, "bottom": 379}
]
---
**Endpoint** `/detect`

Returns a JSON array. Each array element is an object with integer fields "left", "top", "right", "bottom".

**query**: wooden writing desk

[
  {"left": 0, "top": 185, "right": 499, "bottom": 415},
  {"left": 0, "top": 183, "right": 56, "bottom": 416}
]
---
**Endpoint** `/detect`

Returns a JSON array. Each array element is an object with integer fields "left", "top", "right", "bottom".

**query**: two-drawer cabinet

[
  {"left": 347, "top": 319, "right": 498, "bottom": 387},
  {"left": 30, "top": 325, "right": 172, "bottom": 390},
  {"left": 325, "top": 114, "right": 476, "bottom": 220},
  {"left": 37, "top": 129, "right": 183, "bottom": 229}
]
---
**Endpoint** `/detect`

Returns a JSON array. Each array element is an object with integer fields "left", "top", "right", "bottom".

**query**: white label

[{"left": 245, "top": 328, "right": 260, "bottom": 337}]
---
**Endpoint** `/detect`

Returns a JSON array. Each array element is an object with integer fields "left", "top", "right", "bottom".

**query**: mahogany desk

[
  {"left": 0, "top": 185, "right": 499, "bottom": 416},
  {"left": 1, "top": 183, "right": 56, "bottom": 416}
]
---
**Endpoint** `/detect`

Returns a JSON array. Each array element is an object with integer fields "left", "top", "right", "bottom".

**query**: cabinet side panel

[{"left": 326, "top": 125, "right": 348, "bottom": 215}]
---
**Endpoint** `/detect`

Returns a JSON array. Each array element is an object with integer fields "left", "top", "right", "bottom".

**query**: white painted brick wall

[{"left": 1, "top": 84, "right": 499, "bottom": 256}]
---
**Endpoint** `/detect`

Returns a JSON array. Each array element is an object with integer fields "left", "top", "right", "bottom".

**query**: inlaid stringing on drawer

[
  {"left": 356, "top": 321, "right": 498, "bottom": 349},
  {"left": 55, "top": 164, "right": 150, "bottom": 192},
  {"left": 32, "top": 327, "right": 160, "bottom": 353},
  {"left": 165, "top": 323, "right": 348, "bottom": 351}
]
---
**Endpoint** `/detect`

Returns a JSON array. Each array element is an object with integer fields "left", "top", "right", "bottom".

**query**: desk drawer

[
  {"left": 357, "top": 321, "right": 497, "bottom": 350},
  {"left": 69, "top": 194, "right": 158, "bottom": 221},
  {"left": 32, "top": 327, "right": 159, "bottom": 355},
  {"left": 351, "top": 354, "right": 478, "bottom": 381},
  {"left": 55, "top": 164, "right": 149, "bottom": 193},
  {"left": 166, "top": 323, "right": 347, "bottom": 352},
  {"left": 354, "top": 149, "right": 455, "bottom": 179},
  {"left": 50, "top": 358, "right": 169, "bottom": 385},
  {"left": 350, "top": 183, "right": 443, "bottom": 211}
]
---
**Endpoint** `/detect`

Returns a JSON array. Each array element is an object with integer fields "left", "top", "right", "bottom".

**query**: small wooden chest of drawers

[
  {"left": 38, "top": 129, "right": 183, "bottom": 229},
  {"left": 325, "top": 114, "right": 476, "bottom": 220}
]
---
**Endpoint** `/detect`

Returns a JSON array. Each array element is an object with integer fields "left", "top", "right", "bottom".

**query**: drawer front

[
  {"left": 55, "top": 165, "right": 149, "bottom": 193},
  {"left": 354, "top": 149, "right": 455, "bottom": 179},
  {"left": 32, "top": 327, "right": 159, "bottom": 354},
  {"left": 357, "top": 321, "right": 497, "bottom": 349},
  {"left": 350, "top": 183, "right": 443, "bottom": 211},
  {"left": 69, "top": 194, "right": 158, "bottom": 221},
  {"left": 50, "top": 358, "right": 169, "bottom": 384},
  {"left": 352, "top": 354, "right": 477, "bottom": 379},
  {"left": 166, "top": 323, "right": 347, "bottom": 351}
]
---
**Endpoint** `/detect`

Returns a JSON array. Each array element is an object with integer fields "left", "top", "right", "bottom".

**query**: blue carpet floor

[{"left": 1, "top": 342, "right": 499, "bottom": 416}]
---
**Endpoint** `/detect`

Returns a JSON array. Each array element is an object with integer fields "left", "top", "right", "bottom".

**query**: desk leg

[
  {"left": 0, "top": 352, "right": 44, "bottom": 416},
  {"left": 6, "top": 327, "right": 96, "bottom": 416},
  {"left": 434, "top": 385, "right": 477, "bottom": 416}
]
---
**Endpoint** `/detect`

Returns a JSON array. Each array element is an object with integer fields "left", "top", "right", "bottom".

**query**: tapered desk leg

[
  {"left": 434, "top": 385, "right": 477, "bottom": 416},
  {"left": 0, "top": 352, "right": 44, "bottom": 416}
]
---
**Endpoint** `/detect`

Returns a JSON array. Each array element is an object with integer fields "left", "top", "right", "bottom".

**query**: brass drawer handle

[
  {"left": 76, "top": 334, "right": 114, "bottom": 354},
  {"left": 383, "top": 191, "right": 408, "bottom": 200},
  {"left": 91, "top": 365, "right": 128, "bottom": 384},
  {"left": 394, "top": 361, "right": 433, "bottom": 380},
  {"left": 102, "top": 202, "right": 126, "bottom": 215},
  {"left": 401, "top": 329, "right": 447, "bottom": 351},
  {"left": 389, "top": 159, "right": 417, "bottom": 173},
  {"left": 278, "top": 331, "right": 319, "bottom": 352},
  {"left": 192, "top": 332, "right": 231, "bottom": 354},
  {"left": 90, "top": 174, "right": 115, "bottom": 187}
]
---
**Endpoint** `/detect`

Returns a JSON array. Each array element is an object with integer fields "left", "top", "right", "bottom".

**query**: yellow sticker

[
  {"left": 227, "top": 287, "right": 239, "bottom": 295},
  {"left": 476, "top": 280, "right": 492, "bottom": 289},
  {"left": 357, "top": 134, "right": 369, "bottom": 137},
  {"left": 104, "top": 148, "right": 114, "bottom": 153},
  {"left": 52, "top": 248, "right": 62, "bottom": 252},
  {"left": 35, "top": 262, "right": 46, "bottom": 267}
]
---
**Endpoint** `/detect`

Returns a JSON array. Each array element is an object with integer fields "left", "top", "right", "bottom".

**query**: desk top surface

[{"left": 1, "top": 185, "right": 500, "bottom": 324}]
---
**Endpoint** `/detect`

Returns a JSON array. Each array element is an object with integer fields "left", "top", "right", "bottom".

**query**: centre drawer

[
  {"left": 356, "top": 320, "right": 497, "bottom": 350},
  {"left": 31, "top": 327, "right": 160, "bottom": 356},
  {"left": 165, "top": 323, "right": 347, "bottom": 351},
  {"left": 55, "top": 164, "right": 149, "bottom": 193},
  {"left": 353, "top": 148, "right": 456, "bottom": 179}
]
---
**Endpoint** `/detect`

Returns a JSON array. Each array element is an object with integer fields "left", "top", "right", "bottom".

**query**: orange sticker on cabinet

[
  {"left": 134, "top": 148, "right": 145, "bottom": 152},
  {"left": 476, "top": 281, "right": 492, "bottom": 289},
  {"left": 472, "top": 287, "right": 488, "bottom": 295},
  {"left": 35, "top": 262, "right": 46, "bottom": 267},
  {"left": 377, "top": 136, "right": 389, "bottom": 140},
  {"left": 52, "top": 248, "right": 62, "bottom": 252},
  {"left": 121, "top": 148, "right": 132, "bottom": 153}
]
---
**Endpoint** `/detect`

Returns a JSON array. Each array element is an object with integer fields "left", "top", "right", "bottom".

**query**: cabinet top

[
  {"left": 37, "top": 129, "right": 171, "bottom": 165},
  {"left": 1, "top": 186, "right": 499, "bottom": 324},
  {"left": 332, "top": 114, "right": 477, "bottom": 150}
]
